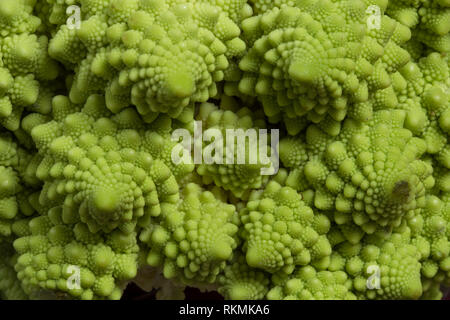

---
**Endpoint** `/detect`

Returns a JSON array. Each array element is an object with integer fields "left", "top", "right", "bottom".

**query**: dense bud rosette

[
  {"left": 140, "top": 183, "right": 239, "bottom": 283},
  {"left": 237, "top": 0, "right": 411, "bottom": 135},
  {"left": 25, "top": 94, "right": 192, "bottom": 234},
  {"left": 0, "top": 0, "right": 59, "bottom": 131},
  {"left": 13, "top": 211, "right": 140, "bottom": 300},
  {"left": 239, "top": 181, "right": 332, "bottom": 274},
  {"left": 249, "top": 0, "right": 450, "bottom": 53},
  {"left": 38, "top": 0, "right": 253, "bottom": 27},
  {"left": 0, "top": 242, "right": 27, "bottom": 299},
  {"left": 386, "top": 0, "right": 450, "bottom": 53},
  {"left": 0, "top": 133, "right": 20, "bottom": 237},
  {"left": 393, "top": 52, "right": 449, "bottom": 168},
  {"left": 267, "top": 265, "right": 356, "bottom": 300},
  {"left": 195, "top": 102, "right": 273, "bottom": 198},
  {"left": 328, "top": 231, "right": 423, "bottom": 299},
  {"left": 405, "top": 195, "right": 450, "bottom": 288},
  {"left": 280, "top": 109, "right": 433, "bottom": 234},
  {"left": 218, "top": 255, "right": 270, "bottom": 299},
  {"left": 0, "top": 131, "right": 37, "bottom": 241},
  {"left": 47, "top": 0, "right": 247, "bottom": 122}
]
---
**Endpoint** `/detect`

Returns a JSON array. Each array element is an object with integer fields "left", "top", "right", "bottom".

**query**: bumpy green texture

[
  {"left": 267, "top": 266, "right": 356, "bottom": 299},
  {"left": 394, "top": 52, "right": 449, "bottom": 167},
  {"left": 140, "top": 183, "right": 239, "bottom": 284},
  {"left": 0, "top": 0, "right": 449, "bottom": 301},
  {"left": 38, "top": 0, "right": 253, "bottom": 27},
  {"left": 328, "top": 231, "right": 423, "bottom": 299},
  {"left": 0, "top": 0, "right": 59, "bottom": 131},
  {"left": 0, "top": 131, "right": 37, "bottom": 241},
  {"left": 386, "top": 0, "right": 450, "bottom": 53},
  {"left": 25, "top": 94, "right": 194, "bottom": 235},
  {"left": 239, "top": 181, "right": 332, "bottom": 274},
  {"left": 430, "top": 159, "right": 450, "bottom": 196},
  {"left": 47, "top": 0, "right": 248, "bottom": 123},
  {"left": 250, "top": 0, "right": 450, "bottom": 53},
  {"left": 0, "top": 242, "right": 27, "bottom": 300},
  {"left": 195, "top": 102, "right": 272, "bottom": 198},
  {"left": 13, "top": 210, "right": 140, "bottom": 300},
  {"left": 405, "top": 195, "right": 450, "bottom": 287},
  {"left": 218, "top": 255, "right": 270, "bottom": 299},
  {"left": 237, "top": 0, "right": 412, "bottom": 135},
  {"left": 0, "top": 132, "right": 21, "bottom": 239},
  {"left": 280, "top": 110, "right": 433, "bottom": 234},
  {"left": 249, "top": 0, "right": 389, "bottom": 15}
]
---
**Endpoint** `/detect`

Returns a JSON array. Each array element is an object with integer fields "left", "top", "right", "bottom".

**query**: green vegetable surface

[{"left": 0, "top": 0, "right": 449, "bottom": 300}]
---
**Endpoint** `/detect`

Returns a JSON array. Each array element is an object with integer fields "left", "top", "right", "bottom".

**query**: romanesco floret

[
  {"left": 0, "top": 242, "right": 28, "bottom": 300},
  {"left": 0, "top": 0, "right": 59, "bottom": 131},
  {"left": 280, "top": 109, "right": 433, "bottom": 234},
  {"left": 386, "top": 0, "right": 450, "bottom": 53},
  {"left": 239, "top": 181, "right": 332, "bottom": 274},
  {"left": 47, "top": 0, "right": 247, "bottom": 123},
  {"left": 0, "top": 131, "right": 37, "bottom": 241},
  {"left": 236, "top": 0, "right": 411, "bottom": 135},
  {"left": 140, "top": 183, "right": 239, "bottom": 284},
  {"left": 405, "top": 195, "right": 450, "bottom": 287},
  {"left": 393, "top": 52, "right": 449, "bottom": 165},
  {"left": 218, "top": 255, "right": 270, "bottom": 299},
  {"left": 328, "top": 230, "right": 423, "bottom": 299},
  {"left": 195, "top": 102, "right": 272, "bottom": 198},
  {"left": 25, "top": 94, "right": 188, "bottom": 234},
  {"left": 267, "top": 265, "right": 356, "bottom": 300},
  {"left": 13, "top": 212, "right": 140, "bottom": 299}
]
